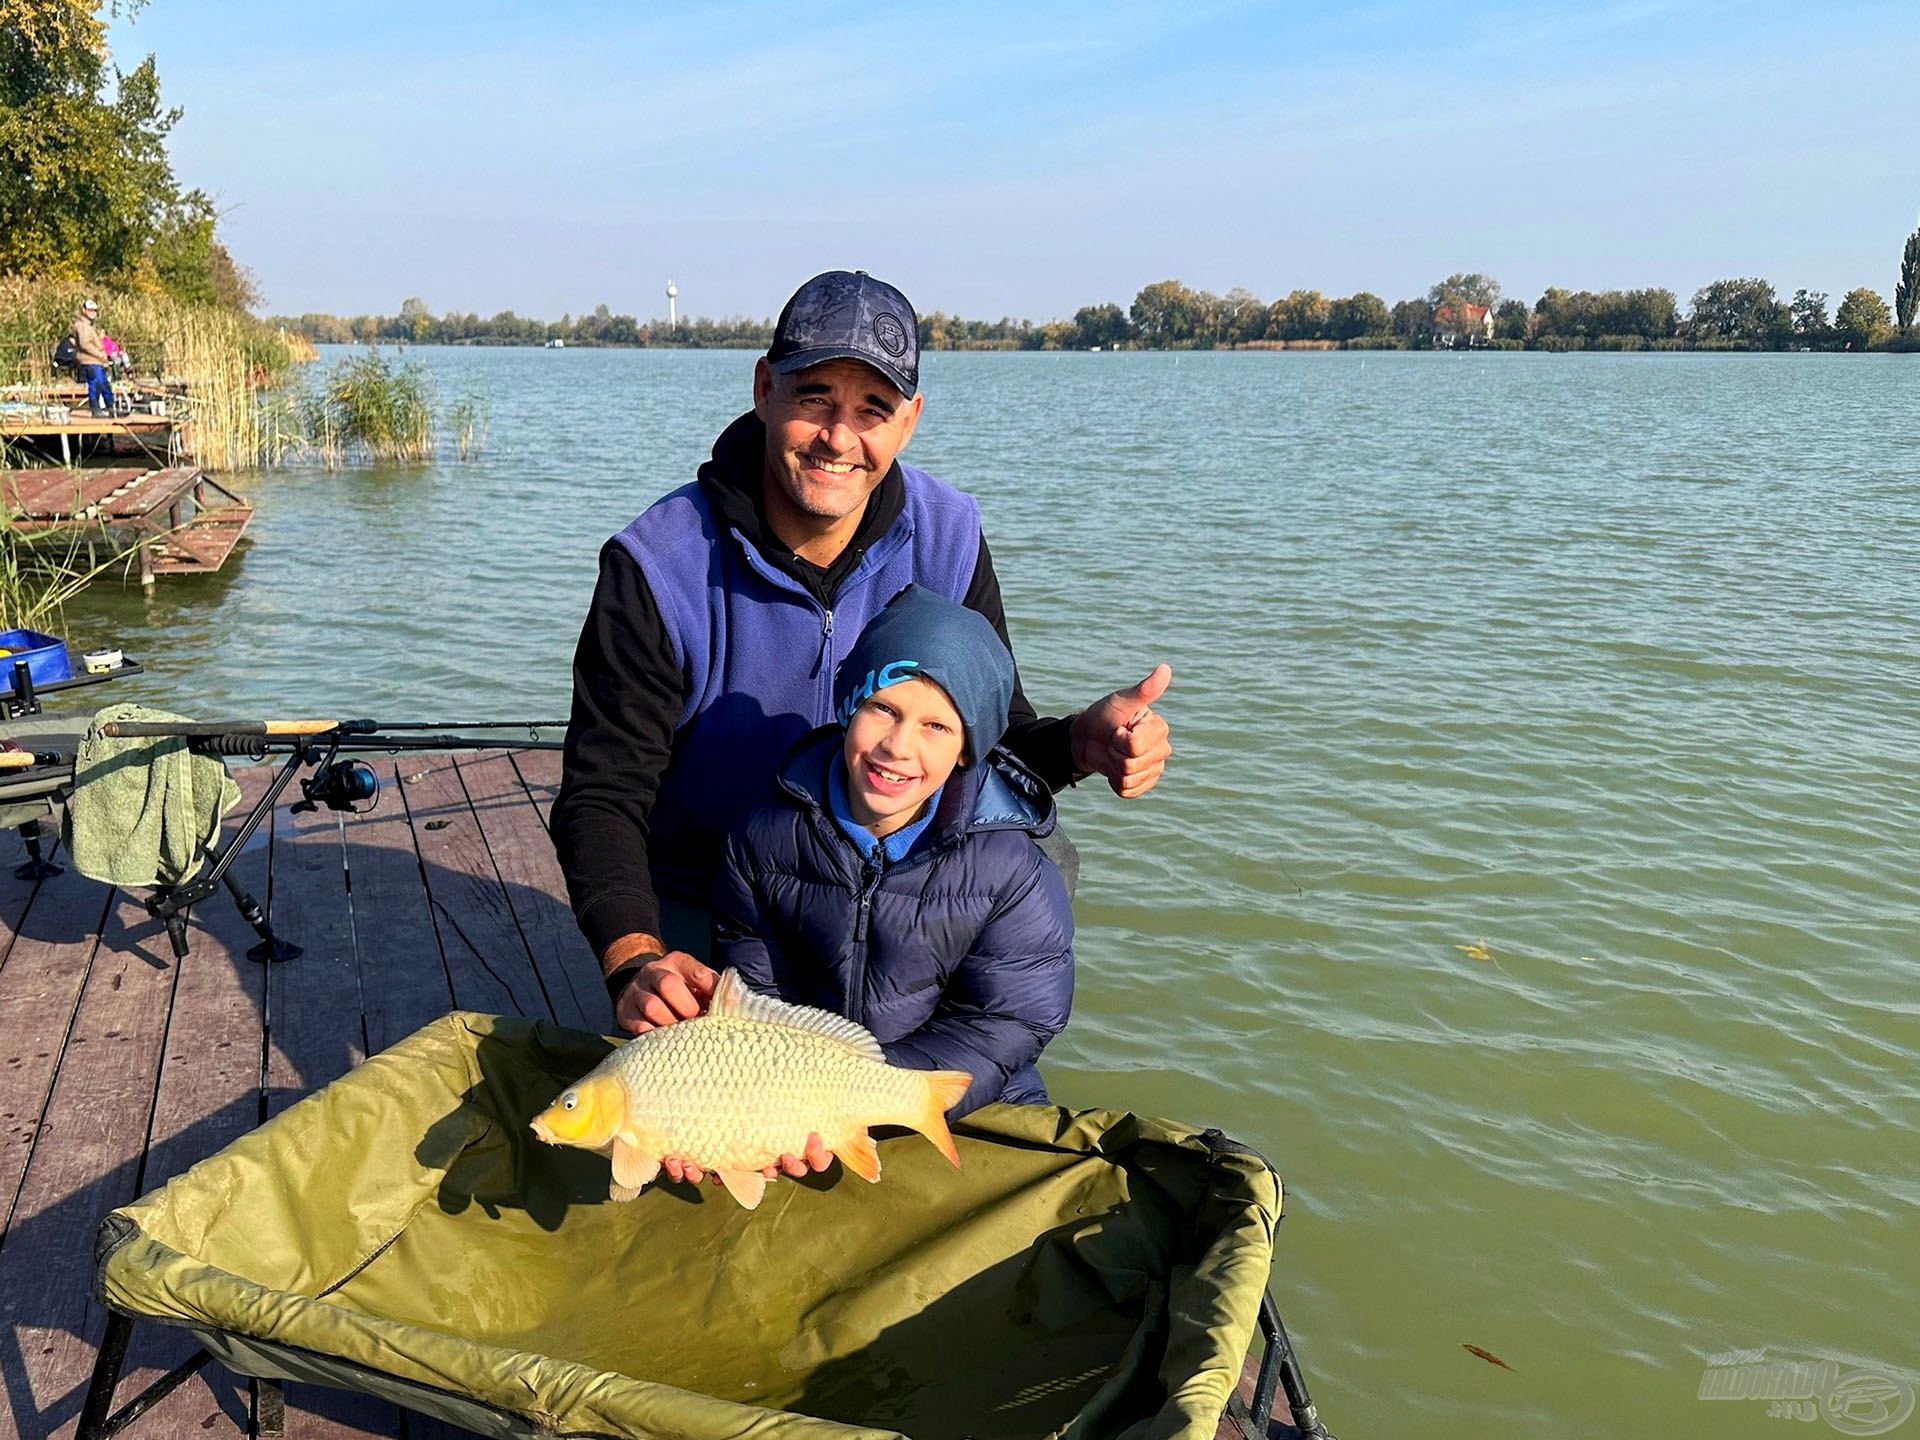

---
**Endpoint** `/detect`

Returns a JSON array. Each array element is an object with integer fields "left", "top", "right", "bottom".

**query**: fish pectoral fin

[
  {"left": 831, "top": 1129, "right": 882, "bottom": 1183},
  {"left": 714, "top": 1168, "right": 767, "bottom": 1210},
  {"left": 608, "top": 1181, "right": 643, "bottom": 1203},
  {"left": 610, "top": 1139, "right": 661, "bottom": 1192}
]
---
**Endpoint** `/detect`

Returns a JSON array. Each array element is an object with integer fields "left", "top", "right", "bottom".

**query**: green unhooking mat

[{"left": 95, "top": 1012, "right": 1282, "bottom": 1439}]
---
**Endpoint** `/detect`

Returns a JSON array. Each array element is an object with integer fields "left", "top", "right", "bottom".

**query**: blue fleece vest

[{"left": 612, "top": 463, "right": 982, "bottom": 903}]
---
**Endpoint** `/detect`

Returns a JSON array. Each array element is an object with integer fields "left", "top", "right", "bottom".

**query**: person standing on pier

[
  {"left": 71, "top": 299, "right": 115, "bottom": 417},
  {"left": 553, "top": 269, "right": 1173, "bottom": 1046}
]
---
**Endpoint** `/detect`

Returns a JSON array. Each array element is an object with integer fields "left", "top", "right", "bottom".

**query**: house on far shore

[{"left": 1433, "top": 302, "right": 1494, "bottom": 348}]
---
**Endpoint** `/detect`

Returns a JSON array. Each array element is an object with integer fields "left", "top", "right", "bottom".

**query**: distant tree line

[{"left": 276, "top": 217, "right": 1920, "bottom": 355}]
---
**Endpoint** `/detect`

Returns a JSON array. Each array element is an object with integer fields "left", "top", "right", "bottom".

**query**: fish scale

[
  {"left": 530, "top": 970, "right": 973, "bottom": 1208},
  {"left": 613, "top": 1016, "right": 916, "bottom": 1169}
]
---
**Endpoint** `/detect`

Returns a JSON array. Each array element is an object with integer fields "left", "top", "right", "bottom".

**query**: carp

[{"left": 529, "top": 968, "right": 971, "bottom": 1210}]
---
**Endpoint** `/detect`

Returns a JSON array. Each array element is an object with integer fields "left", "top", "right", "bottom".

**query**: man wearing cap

[
  {"left": 72, "top": 300, "right": 115, "bottom": 418},
  {"left": 553, "top": 269, "right": 1173, "bottom": 1055}
]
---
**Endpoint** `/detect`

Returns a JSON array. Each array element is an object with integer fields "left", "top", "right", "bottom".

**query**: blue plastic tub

[{"left": 0, "top": 628, "right": 73, "bottom": 686}]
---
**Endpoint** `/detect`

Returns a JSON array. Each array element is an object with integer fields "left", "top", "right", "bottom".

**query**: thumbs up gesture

[{"left": 1069, "top": 663, "right": 1173, "bottom": 798}]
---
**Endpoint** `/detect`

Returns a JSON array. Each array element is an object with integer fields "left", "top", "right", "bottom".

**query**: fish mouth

[{"left": 529, "top": 1116, "right": 556, "bottom": 1144}]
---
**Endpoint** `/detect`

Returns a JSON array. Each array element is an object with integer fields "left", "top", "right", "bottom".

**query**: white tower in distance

[{"left": 666, "top": 279, "right": 678, "bottom": 329}]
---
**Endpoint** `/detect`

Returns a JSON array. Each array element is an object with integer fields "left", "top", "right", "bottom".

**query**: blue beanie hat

[{"left": 833, "top": 585, "right": 1015, "bottom": 761}]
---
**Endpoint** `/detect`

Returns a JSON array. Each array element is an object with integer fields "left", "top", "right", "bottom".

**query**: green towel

[{"left": 64, "top": 703, "right": 242, "bottom": 888}]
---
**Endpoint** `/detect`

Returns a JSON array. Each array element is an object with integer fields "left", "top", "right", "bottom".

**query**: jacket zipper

[{"left": 848, "top": 848, "right": 883, "bottom": 1024}]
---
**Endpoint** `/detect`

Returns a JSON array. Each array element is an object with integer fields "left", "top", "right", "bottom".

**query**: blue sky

[{"left": 107, "top": 0, "right": 1920, "bottom": 322}]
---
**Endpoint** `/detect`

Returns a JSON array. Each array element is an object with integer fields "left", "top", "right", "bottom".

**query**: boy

[{"left": 713, "top": 584, "right": 1074, "bottom": 1119}]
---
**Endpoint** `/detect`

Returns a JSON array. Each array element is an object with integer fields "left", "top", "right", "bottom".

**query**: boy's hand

[
  {"left": 1070, "top": 664, "right": 1173, "bottom": 798},
  {"left": 613, "top": 953, "right": 717, "bottom": 1035},
  {"left": 664, "top": 1134, "right": 833, "bottom": 1186}
]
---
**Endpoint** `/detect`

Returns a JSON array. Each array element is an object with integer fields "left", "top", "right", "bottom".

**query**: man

[
  {"left": 553, "top": 270, "right": 1172, "bottom": 1056},
  {"left": 72, "top": 300, "right": 115, "bottom": 418}
]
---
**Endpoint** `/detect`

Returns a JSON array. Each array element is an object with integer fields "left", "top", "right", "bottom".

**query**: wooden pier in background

[{"left": 2, "top": 466, "right": 253, "bottom": 582}]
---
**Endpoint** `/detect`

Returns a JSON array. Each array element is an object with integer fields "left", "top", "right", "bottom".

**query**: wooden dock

[
  {"left": 0, "top": 412, "right": 182, "bottom": 467},
  {"left": 3, "top": 467, "right": 253, "bottom": 582},
  {"left": 1, "top": 748, "right": 606, "bottom": 1439},
  {"left": 0, "top": 749, "right": 1295, "bottom": 1440}
]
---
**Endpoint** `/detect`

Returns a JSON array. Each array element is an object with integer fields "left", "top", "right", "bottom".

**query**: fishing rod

[
  {"left": 100, "top": 717, "right": 568, "bottom": 739},
  {"left": 107, "top": 716, "right": 568, "bottom": 964}
]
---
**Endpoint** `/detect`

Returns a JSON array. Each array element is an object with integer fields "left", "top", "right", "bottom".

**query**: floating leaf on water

[
  {"left": 1454, "top": 940, "right": 1493, "bottom": 962},
  {"left": 1462, "top": 1343, "right": 1515, "bottom": 1372}
]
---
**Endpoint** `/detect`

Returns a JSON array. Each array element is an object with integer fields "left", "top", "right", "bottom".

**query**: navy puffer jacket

[{"left": 713, "top": 727, "right": 1074, "bottom": 1117}]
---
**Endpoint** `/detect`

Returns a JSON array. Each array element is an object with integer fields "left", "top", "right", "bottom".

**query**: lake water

[{"left": 60, "top": 347, "right": 1920, "bottom": 1436}]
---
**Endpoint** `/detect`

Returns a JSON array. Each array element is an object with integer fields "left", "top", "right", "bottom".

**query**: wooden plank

[
  {"left": 114, "top": 465, "right": 203, "bottom": 518},
  {"left": 1, "top": 466, "right": 145, "bottom": 517},
  {"left": 0, "top": 868, "right": 112, "bottom": 1247},
  {"left": 396, "top": 758, "right": 552, "bottom": 1020},
  {"left": 507, "top": 747, "right": 562, "bottom": 828},
  {"left": 261, "top": 793, "right": 407, "bottom": 1438},
  {"left": 0, "top": 415, "right": 176, "bottom": 438},
  {"left": 148, "top": 504, "right": 253, "bottom": 573},
  {"left": 336, "top": 760, "right": 454, "bottom": 1055},
  {"left": 0, "top": 827, "right": 41, "bottom": 950},
  {"left": 0, "top": 889, "right": 182, "bottom": 1440},
  {"left": 113, "top": 764, "right": 270, "bottom": 1436},
  {"left": 453, "top": 751, "right": 598, "bottom": 1031}
]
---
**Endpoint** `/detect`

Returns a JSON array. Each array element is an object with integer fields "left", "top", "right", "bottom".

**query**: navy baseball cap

[{"left": 767, "top": 270, "right": 920, "bottom": 399}]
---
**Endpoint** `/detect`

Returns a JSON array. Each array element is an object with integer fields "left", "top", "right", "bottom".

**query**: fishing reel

[{"left": 292, "top": 758, "right": 380, "bottom": 815}]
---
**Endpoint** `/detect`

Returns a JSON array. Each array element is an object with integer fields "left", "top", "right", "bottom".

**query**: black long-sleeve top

[{"left": 552, "top": 412, "right": 1077, "bottom": 963}]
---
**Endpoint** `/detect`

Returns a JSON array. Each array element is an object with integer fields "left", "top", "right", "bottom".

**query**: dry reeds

[{"left": 0, "top": 276, "right": 306, "bottom": 470}]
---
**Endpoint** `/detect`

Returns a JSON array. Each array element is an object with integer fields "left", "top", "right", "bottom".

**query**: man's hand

[
  {"left": 664, "top": 1133, "right": 833, "bottom": 1186},
  {"left": 1069, "top": 663, "right": 1173, "bottom": 798},
  {"left": 613, "top": 952, "right": 718, "bottom": 1035}
]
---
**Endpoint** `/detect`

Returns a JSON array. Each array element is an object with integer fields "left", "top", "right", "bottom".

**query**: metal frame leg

[
  {"left": 14, "top": 817, "right": 64, "bottom": 880},
  {"left": 77, "top": 1313, "right": 215, "bottom": 1440}
]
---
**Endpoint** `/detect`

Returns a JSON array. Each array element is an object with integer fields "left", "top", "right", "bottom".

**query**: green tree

[
  {"left": 146, "top": 199, "right": 258, "bottom": 309},
  {"left": 1130, "top": 280, "right": 1202, "bottom": 348},
  {"left": 1068, "top": 302, "right": 1131, "bottom": 348},
  {"left": 0, "top": 0, "right": 215, "bottom": 288},
  {"left": 1326, "top": 292, "right": 1389, "bottom": 341},
  {"left": 1266, "top": 289, "right": 1329, "bottom": 341},
  {"left": 1218, "top": 287, "right": 1266, "bottom": 345},
  {"left": 1897, "top": 218, "right": 1920, "bottom": 334},
  {"left": 1834, "top": 287, "right": 1891, "bottom": 349},
  {"left": 1492, "top": 299, "right": 1530, "bottom": 341},
  {"left": 1789, "top": 289, "right": 1830, "bottom": 347},
  {"left": 1688, "top": 278, "right": 1790, "bottom": 346},
  {"left": 1390, "top": 297, "right": 1435, "bottom": 344},
  {"left": 1427, "top": 272, "right": 1501, "bottom": 311}
]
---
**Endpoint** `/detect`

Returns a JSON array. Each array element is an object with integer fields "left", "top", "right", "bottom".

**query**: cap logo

[
  {"left": 871, "top": 311, "right": 909, "bottom": 358},
  {"left": 836, "top": 658, "right": 921, "bottom": 725}
]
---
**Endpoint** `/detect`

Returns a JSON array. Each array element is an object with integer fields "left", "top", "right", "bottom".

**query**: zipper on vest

[{"left": 815, "top": 608, "right": 834, "bottom": 678}]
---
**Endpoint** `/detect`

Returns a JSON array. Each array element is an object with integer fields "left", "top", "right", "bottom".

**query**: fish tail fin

[{"left": 907, "top": 1069, "right": 972, "bottom": 1169}]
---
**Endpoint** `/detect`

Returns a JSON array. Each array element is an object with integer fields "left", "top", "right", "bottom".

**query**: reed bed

[
  {"left": 294, "top": 350, "right": 436, "bottom": 467},
  {"left": 0, "top": 276, "right": 309, "bottom": 469},
  {"left": 0, "top": 502, "right": 149, "bottom": 633}
]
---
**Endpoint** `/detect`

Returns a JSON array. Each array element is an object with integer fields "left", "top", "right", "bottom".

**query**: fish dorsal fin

[{"left": 708, "top": 969, "right": 885, "bottom": 1063}]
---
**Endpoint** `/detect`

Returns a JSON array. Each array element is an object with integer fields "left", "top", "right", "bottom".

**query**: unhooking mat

[{"left": 95, "top": 1011, "right": 1283, "bottom": 1440}]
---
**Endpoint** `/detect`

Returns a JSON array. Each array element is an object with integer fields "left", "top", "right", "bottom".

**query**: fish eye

[{"left": 561, "top": 1092, "right": 578, "bottom": 1110}]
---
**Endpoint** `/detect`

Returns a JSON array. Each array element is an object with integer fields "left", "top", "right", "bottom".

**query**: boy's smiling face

[{"left": 842, "top": 675, "right": 966, "bottom": 839}]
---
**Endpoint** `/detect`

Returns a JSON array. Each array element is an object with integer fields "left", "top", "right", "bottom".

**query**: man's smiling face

[{"left": 753, "top": 356, "right": 923, "bottom": 543}]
